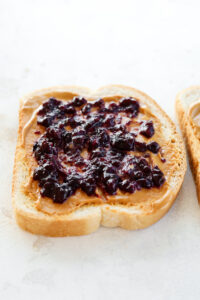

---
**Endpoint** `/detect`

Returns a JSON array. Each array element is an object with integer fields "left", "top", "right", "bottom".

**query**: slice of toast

[
  {"left": 12, "top": 85, "right": 186, "bottom": 236},
  {"left": 176, "top": 86, "right": 200, "bottom": 202}
]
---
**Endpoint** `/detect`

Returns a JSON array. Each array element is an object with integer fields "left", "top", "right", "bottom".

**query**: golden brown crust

[
  {"left": 12, "top": 85, "right": 186, "bottom": 236},
  {"left": 14, "top": 205, "right": 102, "bottom": 237}
]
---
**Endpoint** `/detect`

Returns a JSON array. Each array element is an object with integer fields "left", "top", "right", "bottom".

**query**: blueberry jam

[{"left": 32, "top": 96, "right": 166, "bottom": 203}]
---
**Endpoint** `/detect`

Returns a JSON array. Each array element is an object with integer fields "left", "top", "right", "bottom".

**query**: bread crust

[
  {"left": 12, "top": 85, "right": 186, "bottom": 236},
  {"left": 176, "top": 86, "right": 200, "bottom": 202}
]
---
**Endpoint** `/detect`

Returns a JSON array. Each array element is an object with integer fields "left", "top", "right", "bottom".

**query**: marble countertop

[{"left": 1, "top": 0, "right": 200, "bottom": 299}]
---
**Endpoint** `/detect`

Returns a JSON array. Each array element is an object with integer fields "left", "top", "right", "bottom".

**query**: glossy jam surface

[{"left": 32, "top": 97, "right": 165, "bottom": 203}]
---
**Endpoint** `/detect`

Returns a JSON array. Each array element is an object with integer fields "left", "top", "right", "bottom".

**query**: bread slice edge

[{"left": 175, "top": 86, "right": 200, "bottom": 202}]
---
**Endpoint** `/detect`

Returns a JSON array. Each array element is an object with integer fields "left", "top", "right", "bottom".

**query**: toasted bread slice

[
  {"left": 12, "top": 85, "right": 186, "bottom": 236},
  {"left": 176, "top": 86, "right": 200, "bottom": 202}
]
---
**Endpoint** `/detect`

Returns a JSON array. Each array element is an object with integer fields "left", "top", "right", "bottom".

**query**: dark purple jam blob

[
  {"left": 32, "top": 96, "right": 166, "bottom": 203},
  {"left": 108, "top": 102, "right": 118, "bottom": 113},
  {"left": 72, "top": 128, "right": 88, "bottom": 149},
  {"left": 33, "top": 138, "right": 58, "bottom": 160},
  {"left": 68, "top": 116, "right": 84, "bottom": 128},
  {"left": 104, "top": 177, "right": 119, "bottom": 194},
  {"left": 82, "top": 103, "right": 92, "bottom": 115},
  {"left": 62, "top": 131, "right": 72, "bottom": 144},
  {"left": 84, "top": 115, "right": 103, "bottom": 133},
  {"left": 81, "top": 176, "right": 96, "bottom": 196},
  {"left": 140, "top": 120, "right": 155, "bottom": 138},
  {"left": 110, "top": 124, "right": 127, "bottom": 133},
  {"left": 152, "top": 166, "right": 166, "bottom": 186},
  {"left": 37, "top": 114, "right": 54, "bottom": 127},
  {"left": 33, "top": 161, "right": 58, "bottom": 182},
  {"left": 119, "top": 97, "right": 139, "bottom": 116},
  {"left": 34, "top": 130, "right": 41, "bottom": 135},
  {"left": 147, "top": 141, "right": 160, "bottom": 153},
  {"left": 46, "top": 125, "right": 63, "bottom": 145},
  {"left": 135, "top": 140, "right": 147, "bottom": 152},
  {"left": 97, "top": 128, "right": 110, "bottom": 146},
  {"left": 62, "top": 104, "right": 76, "bottom": 115},
  {"left": 119, "top": 179, "right": 137, "bottom": 193},
  {"left": 40, "top": 97, "right": 61, "bottom": 112},
  {"left": 103, "top": 114, "right": 115, "bottom": 128},
  {"left": 92, "top": 98, "right": 104, "bottom": 108},
  {"left": 37, "top": 98, "right": 64, "bottom": 127},
  {"left": 110, "top": 132, "right": 135, "bottom": 151},
  {"left": 72, "top": 96, "right": 87, "bottom": 107},
  {"left": 161, "top": 157, "right": 166, "bottom": 163},
  {"left": 90, "top": 148, "right": 106, "bottom": 160}
]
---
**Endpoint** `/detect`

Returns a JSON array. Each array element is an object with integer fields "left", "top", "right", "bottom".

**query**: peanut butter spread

[{"left": 20, "top": 92, "right": 173, "bottom": 215}]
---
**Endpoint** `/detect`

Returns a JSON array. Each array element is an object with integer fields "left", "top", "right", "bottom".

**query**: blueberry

[
  {"left": 82, "top": 103, "right": 92, "bottom": 115},
  {"left": 37, "top": 114, "right": 54, "bottom": 127},
  {"left": 110, "top": 132, "right": 134, "bottom": 151},
  {"left": 119, "top": 97, "right": 139, "bottom": 116},
  {"left": 90, "top": 148, "right": 106, "bottom": 159},
  {"left": 62, "top": 104, "right": 76, "bottom": 115},
  {"left": 112, "top": 159, "right": 121, "bottom": 168},
  {"left": 143, "top": 165, "right": 151, "bottom": 175},
  {"left": 92, "top": 98, "right": 104, "bottom": 108},
  {"left": 33, "top": 162, "right": 57, "bottom": 181},
  {"left": 81, "top": 177, "right": 96, "bottom": 195},
  {"left": 33, "top": 138, "right": 57, "bottom": 160},
  {"left": 72, "top": 128, "right": 87, "bottom": 149},
  {"left": 108, "top": 149, "right": 125, "bottom": 160},
  {"left": 72, "top": 136, "right": 86, "bottom": 149},
  {"left": 53, "top": 183, "right": 73, "bottom": 203},
  {"left": 88, "top": 136, "right": 100, "bottom": 151},
  {"left": 137, "top": 178, "right": 152, "bottom": 189},
  {"left": 131, "top": 170, "right": 143, "bottom": 180},
  {"left": 147, "top": 141, "right": 160, "bottom": 153},
  {"left": 74, "top": 157, "right": 86, "bottom": 167},
  {"left": 68, "top": 116, "right": 84, "bottom": 128},
  {"left": 37, "top": 98, "right": 62, "bottom": 126},
  {"left": 72, "top": 96, "right": 87, "bottom": 107},
  {"left": 97, "top": 128, "right": 110, "bottom": 146},
  {"left": 138, "top": 157, "right": 149, "bottom": 169},
  {"left": 103, "top": 115, "right": 115, "bottom": 128},
  {"left": 119, "top": 179, "right": 136, "bottom": 193},
  {"left": 62, "top": 130, "right": 72, "bottom": 143},
  {"left": 46, "top": 126, "right": 62, "bottom": 142},
  {"left": 110, "top": 124, "right": 127, "bottom": 133},
  {"left": 108, "top": 102, "right": 118, "bottom": 113},
  {"left": 103, "top": 165, "right": 117, "bottom": 175},
  {"left": 140, "top": 121, "right": 155, "bottom": 138},
  {"left": 152, "top": 166, "right": 165, "bottom": 187},
  {"left": 40, "top": 181, "right": 56, "bottom": 198},
  {"left": 135, "top": 140, "right": 147, "bottom": 152},
  {"left": 84, "top": 115, "right": 103, "bottom": 132},
  {"left": 105, "top": 177, "right": 118, "bottom": 194},
  {"left": 41, "top": 98, "right": 61, "bottom": 112},
  {"left": 67, "top": 173, "right": 82, "bottom": 191},
  {"left": 152, "top": 174, "right": 165, "bottom": 187}
]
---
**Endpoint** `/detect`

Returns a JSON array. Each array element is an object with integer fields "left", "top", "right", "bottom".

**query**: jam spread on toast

[{"left": 31, "top": 96, "right": 166, "bottom": 204}]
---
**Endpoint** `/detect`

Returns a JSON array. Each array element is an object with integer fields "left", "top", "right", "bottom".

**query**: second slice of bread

[{"left": 176, "top": 86, "right": 200, "bottom": 202}]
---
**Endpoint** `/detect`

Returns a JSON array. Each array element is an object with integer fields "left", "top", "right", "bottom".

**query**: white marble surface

[{"left": 1, "top": 0, "right": 200, "bottom": 299}]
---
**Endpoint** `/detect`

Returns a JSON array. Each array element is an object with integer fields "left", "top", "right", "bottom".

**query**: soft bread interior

[{"left": 12, "top": 85, "right": 186, "bottom": 236}]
